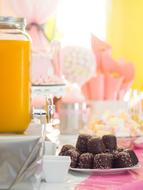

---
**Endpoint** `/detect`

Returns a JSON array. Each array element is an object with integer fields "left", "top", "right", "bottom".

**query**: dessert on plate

[{"left": 59, "top": 134, "right": 139, "bottom": 169}]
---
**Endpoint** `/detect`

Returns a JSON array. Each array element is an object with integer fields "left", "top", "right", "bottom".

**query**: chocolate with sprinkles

[
  {"left": 59, "top": 144, "right": 75, "bottom": 155},
  {"left": 87, "top": 137, "right": 105, "bottom": 154},
  {"left": 65, "top": 149, "right": 80, "bottom": 168},
  {"left": 102, "top": 135, "right": 117, "bottom": 151},
  {"left": 113, "top": 152, "right": 133, "bottom": 168},
  {"left": 58, "top": 134, "right": 139, "bottom": 169},
  {"left": 78, "top": 153, "right": 94, "bottom": 169},
  {"left": 124, "top": 149, "right": 139, "bottom": 166},
  {"left": 93, "top": 153, "right": 113, "bottom": 169},
  {"left": 76, "top": 134, "right": 92, "bottom": 153}
]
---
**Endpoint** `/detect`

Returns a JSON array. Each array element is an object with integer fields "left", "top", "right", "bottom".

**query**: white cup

[
  {"left": 43, "top": 156, "right": 71, "bottom": 183},
  {"left": 44, "top": 141, "right": 56, "bottom": 155}
]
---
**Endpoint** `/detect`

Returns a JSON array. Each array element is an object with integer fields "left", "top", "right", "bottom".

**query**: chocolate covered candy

[{"left": 87, "top": 137, "right": 105, "bottom": 154}]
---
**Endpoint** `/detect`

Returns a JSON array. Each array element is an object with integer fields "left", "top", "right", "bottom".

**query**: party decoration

[
  {"left": 9, "top": 0, "right": 59, "bottom": 50},
  {"left": 91, "top": 34, "right": 111, "bottom": 72},
  {"left": 82, "top": 75, "right": 104, "bottom": 100},
  {"left": 104, "top": 74, "right": 124, "bottom": 100},
  {"left": 61, "top": 46, "right": 96, "bottom": 86},
  {"left": 82, "top": 34, "right": 135, "bottom": 100},
  {"left": 3, "top": 0, "right": 63, "bottom": 85},
  {"left": 31, "top": 41, "right": 64, "bottom": 85}
]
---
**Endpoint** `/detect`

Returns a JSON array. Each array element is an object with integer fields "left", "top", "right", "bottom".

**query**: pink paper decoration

[
  {"left": 82, "top": 34, "right": 135, "bottom": 100},
  {"left": 82, "top": 82, "right": 91, "bottom": 100},
  {"left": 91, "top": 34, "right": 111, "bottom": 73},
  {"left": 82, "top": 75, "right": 104, "bottom": 100},
  {"left": 117, "top": 61, "right": 135, "bottom": 98},
  {"left": 119, "top": 61, "right": 135, "bottom": 83},
  {"left": 89, "top": 75, "right": 104, "bottom": 100},
  {"left": 104, "top": 74, "right": 124, "bottom": 100},
  {"left": 101, "top": 52, "right": 121, "bottom": 74}
]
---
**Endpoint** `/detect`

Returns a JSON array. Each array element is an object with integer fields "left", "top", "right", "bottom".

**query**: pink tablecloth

[{"left": 75, "top": 150, "right": 143, "bottom": 190}]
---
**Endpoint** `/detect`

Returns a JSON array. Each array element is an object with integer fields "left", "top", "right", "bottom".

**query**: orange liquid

[{"left": 0, "top": 40, "right": 31, "bottom": 133}]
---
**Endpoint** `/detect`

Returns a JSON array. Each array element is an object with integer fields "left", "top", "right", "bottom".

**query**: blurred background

[{"left": 1, "top": 0, "right": 143, "bottom": 89}]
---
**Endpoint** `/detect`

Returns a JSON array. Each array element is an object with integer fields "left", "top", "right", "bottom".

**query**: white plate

[{"left": 70, "top": 164, "right": 141, "bottom": 175}]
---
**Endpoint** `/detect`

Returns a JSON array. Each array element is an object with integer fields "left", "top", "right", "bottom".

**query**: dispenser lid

[{"left": 0, "top": 16, "right": 26, "bottom": 29}]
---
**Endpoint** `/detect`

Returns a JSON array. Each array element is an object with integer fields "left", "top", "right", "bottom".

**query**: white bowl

[
  {"left": 90, "top": 100, "right": 128, "bottom": 116},
  {"left": 43, "top": 156, "right": 71, "bottom": 183}
]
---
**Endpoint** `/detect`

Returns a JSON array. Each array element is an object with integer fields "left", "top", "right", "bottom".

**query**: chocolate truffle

[
  {"left": 124, "top": 149, "right": 139, "bottom": 165},
  {"left": 117, "top": 147, "right": 124, "bottom": 152},
  {"left": 76, "top": 134, "right": 92, "bottom": 153},
  {"left": 93, "top": 153, "right": 113, "bottom": 169},
  {"left": 87, "top": 137, "right": 105, "bottom": 154},
  {"left": 113, "top": 152, "right": 133, "bottom": 168},
  {"left": 112, "top": 147, "right": 124, "bottom": 159},
  {"left": 104, "top": 149, "right": 110, "bottom": 153},
  {"left": 78, "top": 153, "right": 94, "bottom": 169},
  {"left": 59, "top": 144, "right": 75, "bottom": 155},
  {"left": 65, "top": 149, "right": 80, "bottom": 168},
  {"left": 102, "top": 135, "right": 117, "bottom": 151}
]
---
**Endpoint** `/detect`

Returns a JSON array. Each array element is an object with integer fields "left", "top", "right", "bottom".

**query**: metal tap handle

[{"left": 46, "top": 95, "right": 55, "bottom": 122}]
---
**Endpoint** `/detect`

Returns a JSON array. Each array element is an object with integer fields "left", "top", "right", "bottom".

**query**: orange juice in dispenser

[{"left": 0, "top": 17, "right": 31, "bottom": 133}]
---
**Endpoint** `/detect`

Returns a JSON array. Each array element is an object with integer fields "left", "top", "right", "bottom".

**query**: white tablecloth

[{"left": 40, "top": 172, "right": 88, "bottom": 190}]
